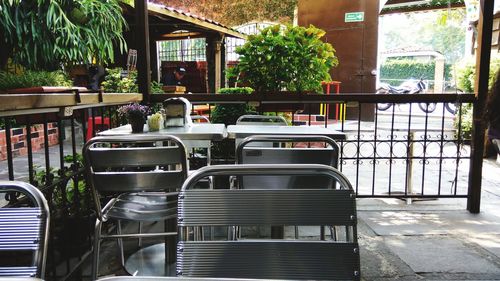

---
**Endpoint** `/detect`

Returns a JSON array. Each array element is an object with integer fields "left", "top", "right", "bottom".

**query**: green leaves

[
  {"left": 0, "top": 70, "right": 72, "bottom": 91},
  {"left": 228, "top": 24, "right": 338, "bottom": 93},
  {"left": 0, "top": 0, "right": 127, "bottom": 69}
]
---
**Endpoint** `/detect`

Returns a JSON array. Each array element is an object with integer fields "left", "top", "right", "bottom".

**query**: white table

[
  {"left": 98, "top": 123, "right": 226, "bottom": 164},
  {"left": 227, "top": 125, "right": 346, "bottom": 140}
]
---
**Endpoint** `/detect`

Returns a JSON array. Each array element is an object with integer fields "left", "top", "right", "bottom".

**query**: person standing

[{"left": 163, "top": 66, "right": 186, "bottom": 86}]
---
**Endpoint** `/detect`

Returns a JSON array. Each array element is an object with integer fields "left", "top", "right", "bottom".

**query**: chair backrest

[
  {"left": 236, "top": 115, "right": 288, "bottom": 126},
  {"left": 190, "top": 115, "right": 210, "bottom": 123},
  {"left": 0, "top": 181, "right": 50, "bottom": 278},
  {"left": 177, "top": 164, "right": 359, "bottom": 280},
  {"left": 236, "top": 135, "right": 339, "bottom": 189},
  {"left": 83, "top": 135, "right": 188, "bottom": 220}
]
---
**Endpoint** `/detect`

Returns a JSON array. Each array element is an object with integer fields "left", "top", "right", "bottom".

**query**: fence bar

[{"left": 5, "top": 118, "right": 14, "bottom": 181}]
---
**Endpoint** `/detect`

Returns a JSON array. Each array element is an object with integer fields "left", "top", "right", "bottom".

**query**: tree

[
  {"left": 228, "top": 24, "right": 338, "bottom": 93},
  {"left": 152, "top": 0, "right": 298, "bottom": 26},
  {"left": 0, "top": 0, "right": 127, "bottom": 70}
]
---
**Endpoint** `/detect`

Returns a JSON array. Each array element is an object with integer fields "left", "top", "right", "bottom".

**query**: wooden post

[
  {"left": 467, "top": 0, "right": 493, "bottom": 213},
  {"left": 135, "top": 0, "right": 151, "bottom": 102},
  {"left": 206, "top": 35, "right": 216, "bottom": 93}
]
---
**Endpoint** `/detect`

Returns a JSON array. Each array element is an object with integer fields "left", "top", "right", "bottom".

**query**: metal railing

[
  {"left": 152, "top": 91, "right": 476, "bottom": 201},
  {"left": 0, "top": 91, "right": 479, "bottom": 279},
  {"left": 0, "top": 103, "right": 124, "bottom": 280}
]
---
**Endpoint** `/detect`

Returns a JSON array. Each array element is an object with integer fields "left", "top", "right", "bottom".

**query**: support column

[
  {"left": 135, "top": 0, "right": 151, "bottom": 102},
  {"left": 467, "top": 0, "right": 493, "bottom": 213},
  {"left": 206, "top": 36, "right": 215, "bottom": 93}
]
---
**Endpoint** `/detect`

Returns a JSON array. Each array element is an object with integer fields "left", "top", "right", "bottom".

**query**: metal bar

[
  {"left": 437, "top": 104, "right": 446, "bottom": 196},
  {"left": 354, "top": 103, "right": 361, "bottom": 194},
  {"left": 5, "top": 119, "right": 14, "bottom": 180},
  {"left": 43, "top": 116, "right": 50, "bottom": 177},
  {"left": 388, "top": 104, "right": 396, "bottom": 195},
  {"left": 150, "top": 92, "right": 477, "bottom": 104},
  {"left": 468, "top": 0, "right": 494, "bottom": 213},
  {"left": 371, "top": 103, "right": 378, "bottom": 196},
  {"left": 26, "top": 117, "right": 34, "bottom": 184}
]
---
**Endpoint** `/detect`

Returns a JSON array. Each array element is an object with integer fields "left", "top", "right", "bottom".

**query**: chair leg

[
  {"left": 117, "top": 220, "right": 125, "bottom": 266},
  {"left": 92, "top": 219, "right": 103, "bottom": 281},
  {"left": 138, "top": 221, "right": 143, "bottom": 247}
]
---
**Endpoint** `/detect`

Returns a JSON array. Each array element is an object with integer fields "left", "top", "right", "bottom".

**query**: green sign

[{"left": 345, "top": 12, "right": 364, "bottom": 22}]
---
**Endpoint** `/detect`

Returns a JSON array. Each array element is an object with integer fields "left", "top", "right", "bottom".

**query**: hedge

[{"left": 380, "top": 59, "right": 452, "bottom": 86}]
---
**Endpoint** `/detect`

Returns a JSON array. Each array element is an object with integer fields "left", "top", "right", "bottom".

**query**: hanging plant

[{"left": 0, "top": 0, "right": 127, "bottom": 69}]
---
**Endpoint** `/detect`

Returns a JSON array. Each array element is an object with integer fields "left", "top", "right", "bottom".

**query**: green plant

[
  {"left": 0, "top": 0, "right": 127, "bottom": 69},
  {"left": 0, "top": 70, "right": 72, "bottom": 91},
  {"left": 453, "top": 56, "right": 500, "bottom": 140},
  {"left": 380, "top": 58, "right": 452, "bottom": 86},
  {"left": 151, "top": 80, "right": 164, "bottom": 94},
  {"left": 211, "top": 87, "right": 254, "bottom": 160},
  {"left": 227, "top": 24, "right": 338, "bottom": 93},
  {"left": 33, "top": 153, "right": 89, "bottom": 216},
  {"left": 101, "top": 68, "right": 138, "bottom": 93}
]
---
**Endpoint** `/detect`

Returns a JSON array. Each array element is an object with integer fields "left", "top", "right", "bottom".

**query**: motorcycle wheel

[
  {"left": 444, "top": 103, "right": 458, "bottom": 114},
  {"left": 418, "top": 102, "right": 437, "bottom": 113},
  {"left": 375, "top": 89, "right": 392, "bottom": 111}
]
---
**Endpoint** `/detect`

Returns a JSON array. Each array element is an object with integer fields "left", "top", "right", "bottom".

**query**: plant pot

[{"left": 129, "top": 117, "right": 145, "bottom": 133}]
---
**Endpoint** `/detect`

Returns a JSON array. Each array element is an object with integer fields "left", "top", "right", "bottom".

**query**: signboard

[{"left": 345, "top": 12, "right": 364, "bottom": 22}]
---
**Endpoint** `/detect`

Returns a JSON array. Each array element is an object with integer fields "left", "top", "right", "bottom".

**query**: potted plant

[{"left": 117, "top": 103, "right": 150, "bottom": 133}]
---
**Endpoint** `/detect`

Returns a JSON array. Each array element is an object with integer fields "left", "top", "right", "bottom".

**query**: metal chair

[
  {"left": 236, "top": 115, "right": 288, "bottom": 126},
  {"left": 235, "top": 115, "right": 288, "bottom": 148},
  {"left": 177, "top": 164, "right": 360, "bottom": 280},
  {"left": 83, "top": 135, "right": 188, "bottom": 279},
  {"left": 236, "top": 135, "right": 339, "bottom": 190},
  {"left": 0, "top": 181, "right": 50, "bottom": 279}
]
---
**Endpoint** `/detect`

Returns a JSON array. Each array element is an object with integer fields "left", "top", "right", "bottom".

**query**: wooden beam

[
  {"left": 135, "top": 0, "right": 152, "bottom": 103},
  {"left": 467, "top": 0, "right": 494, "bottom": 214}
]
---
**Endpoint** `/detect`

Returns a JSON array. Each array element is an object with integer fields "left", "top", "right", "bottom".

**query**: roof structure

[
  {"left": 381, "top": 0, "right": 465, "bottom": 15},
  {"left": 121, "top": 1, "right": 246, "bottom": 39}
]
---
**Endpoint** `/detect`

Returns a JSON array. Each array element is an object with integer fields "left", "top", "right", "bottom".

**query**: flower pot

[{"left": 129, "top": 117, "right": 145, "bottom": 133}]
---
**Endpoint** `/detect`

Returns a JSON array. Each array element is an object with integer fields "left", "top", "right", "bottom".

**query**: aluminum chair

[
  {"left": 177, "top": 164, "right": 360, "bottom": 280},
  {"left": 236, "top": 135, "right": 339, "bottom": 189},
  {"left": 83, "top": 135, "right": 188, "bottom": 280},
  {"left": 235, "top": 115, "right": 288, "bottom": 125},
  {"left": 0, "top": 181, "right": 50, "bottom": 279},
  {"left": 235, "top": 115, "right": 288, "bottom": 148}
]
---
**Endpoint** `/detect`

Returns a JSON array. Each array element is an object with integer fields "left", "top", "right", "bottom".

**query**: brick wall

[{"left": 0, "top": 123, "right": 59, "bottom": 161}]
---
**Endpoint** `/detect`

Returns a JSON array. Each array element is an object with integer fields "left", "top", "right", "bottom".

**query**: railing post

[{"left": 467, "top": 0, "right": 494, "bottom": 213}]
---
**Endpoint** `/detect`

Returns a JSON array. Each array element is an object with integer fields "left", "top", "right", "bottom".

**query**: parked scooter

[{"left": 376, "top": 79, "right": 436, "bottom": 113}]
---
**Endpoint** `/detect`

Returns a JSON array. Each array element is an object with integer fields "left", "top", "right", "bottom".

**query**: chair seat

[{"left": 105, "top": 192, "right": 177, "bottom": 221}]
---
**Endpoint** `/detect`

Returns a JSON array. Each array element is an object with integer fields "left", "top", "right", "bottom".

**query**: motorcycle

[{"left": 376, "top": 79, "right": 436, "bottom": 113}]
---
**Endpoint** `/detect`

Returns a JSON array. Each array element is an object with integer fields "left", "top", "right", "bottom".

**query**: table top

[
  {"left": 97, "top": 123, "right": 226, "bottom": 141},
  {"left": 226, "top": 125, "right": 346, "bottom": 140}
]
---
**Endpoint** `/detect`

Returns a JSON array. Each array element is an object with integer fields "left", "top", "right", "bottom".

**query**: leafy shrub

[
  {"left": 453, "top": 56, "right": 500, "bottom": 140},
  {"left": 101, "top": 68, "right": 138, "bottom": 93},
  {"left": 101, "top": 68, "right": 164, "bottom": 94},
  {"left": 380, "top": 58, "right": 452, "bottom": 86},
  {"left": 211, "top": 87, "right": 254, "bottom": 125},
  {"left": 228, "top": 25, "right": 338, "bottom": 93},
  {"left": 0, "top": 70, "right": 72, "bottom": 91},
  {"left": 211, "top": 87, "right": 254, "bottom": 160}
]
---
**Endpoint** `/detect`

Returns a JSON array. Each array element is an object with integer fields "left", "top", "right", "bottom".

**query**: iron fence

[{"left": 0, "top": 91, "right": 478, "bottom": 279}]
